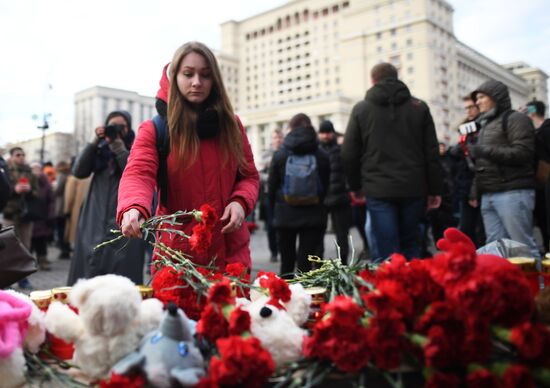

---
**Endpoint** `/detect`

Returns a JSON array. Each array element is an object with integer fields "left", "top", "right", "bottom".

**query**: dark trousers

[
  {"left": 31, "top": 236, "right": 48, "bottom": 257},
  {"left": 277, "top": 227, "right": 325, "bottom": 277},
  {"left": 351, "top": 204, "right": 369, "bottom": 251},
  {"left": 535, "top": 188, "right": 549, "bottom": 252},
  {"left": 458, "top": 200, "right": 485, "bottom": 248},
  {"left": 55, "top": 217, "right": 71, "bottom": 254},
  {"left": 264, "top": 197, "right": 278, "bottom": 257},
  {"left": 326, "top": 205, "right": 352, "bottom": 264},
  {"left": 366, "top": 197, "right": 426, "bottom": 260}
]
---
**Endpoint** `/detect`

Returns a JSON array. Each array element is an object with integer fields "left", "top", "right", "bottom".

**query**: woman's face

[
  {"left": 176, "top": 52, "right": 213, "bottom": 106},
  {"left": 475, "top": 92, "right": 496, "bottom": 113}
]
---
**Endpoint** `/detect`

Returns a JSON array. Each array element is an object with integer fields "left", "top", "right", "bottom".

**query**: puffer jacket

[
  {"left": 471, "top": 80, "right": 535, "bottom": 194},
  {"left": 319, "top": 139, "right": 350, "bottom": 207},
  {"left": 3, "top": 162, "right": 38, "bottom": 222}
]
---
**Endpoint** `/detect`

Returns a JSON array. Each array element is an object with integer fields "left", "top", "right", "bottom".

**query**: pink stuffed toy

[{"left": 0, "top": 290, "right": 32, "bottom": 388}]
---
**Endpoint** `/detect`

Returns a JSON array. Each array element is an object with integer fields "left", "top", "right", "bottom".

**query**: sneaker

[{"left": 17, "top": 278, "right": 34, "bottom": 290}]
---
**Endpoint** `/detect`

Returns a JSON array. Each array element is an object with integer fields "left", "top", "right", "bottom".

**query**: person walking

[
  {"left": 268, "top": 113, "right": 330, "bottom": 276},
  {"left": 318, "top": 120, "right": 352, "bottom": 263},
  {"left": 342, "top": 62, "right": 443, "bottom": 261},
  {"left": 118, "top": 41, "right": 259, "bottom": 271},
  {"left": 67, "top": 110, "right": 146, "bottom": 285}
]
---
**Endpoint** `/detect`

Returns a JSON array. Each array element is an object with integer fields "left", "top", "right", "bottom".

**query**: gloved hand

[{"left": 108, "top": 138, "right": 127, "bottom": 155}]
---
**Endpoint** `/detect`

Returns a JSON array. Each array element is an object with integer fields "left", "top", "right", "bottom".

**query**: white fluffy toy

[
  {"left": 0, "top": 290, "right": 47, "bottom": 388},
  {"left": 238, "top": 276, "right": 311, "bottom": 367},
  {"left": 45, "top": 274, "right": 163, "bottom": 380}
]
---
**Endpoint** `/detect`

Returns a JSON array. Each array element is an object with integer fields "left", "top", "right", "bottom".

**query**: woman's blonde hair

[{"left": 168, "top": 41, "right": 243, "bottom": 167}]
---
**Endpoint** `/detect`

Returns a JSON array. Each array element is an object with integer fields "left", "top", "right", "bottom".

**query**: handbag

[{"left": 0, "top": 226, "right": 37, "bottom": 288}]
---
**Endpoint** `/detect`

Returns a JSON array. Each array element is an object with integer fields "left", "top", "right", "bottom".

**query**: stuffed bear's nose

[{"left": 260, "top": 306, "right": 272, "bottom": 318}]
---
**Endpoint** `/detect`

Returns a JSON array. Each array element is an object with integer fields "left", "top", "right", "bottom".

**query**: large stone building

[
  {"left": 4, "top": 132, "right": 75, "bottom": 165},
  {"left": 74, "top": 86, "right": 155, "bottom": 152},
  {"left": 217, "top": 0, "right": 548, "bottom": 160}
]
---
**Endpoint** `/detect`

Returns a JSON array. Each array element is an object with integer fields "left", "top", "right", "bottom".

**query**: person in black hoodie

[
  {"left": 342, "top": 62, "right": 443, "bottom": 261},
  {"left": 318, "top": 120, "right": 352, "bottom": 263},
  {"left": 268, "top": 113, "right": 330, "bottom": 277}
]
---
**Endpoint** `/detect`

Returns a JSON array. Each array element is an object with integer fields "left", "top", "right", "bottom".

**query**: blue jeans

[
  {"left": 481, "top": 189, "right": 540, "bottom": 259},
  {"left": 366, "top": 197, "right": 426, "bottom": 261}
]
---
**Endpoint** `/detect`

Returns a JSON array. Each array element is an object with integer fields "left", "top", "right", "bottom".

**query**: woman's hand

[
  {"left": 221, "top": 201, "right": 245, "bottom": 234},
  {"left": 121, "top": 208, "right": 144, "bottom": 238}
]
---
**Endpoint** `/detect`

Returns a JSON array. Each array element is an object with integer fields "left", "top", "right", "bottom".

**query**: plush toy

[
  {"left": 111, "top": 302, "right": 205, "bottom": 388},
  {"left": 0, "top": 290, "right": 47, "bottom": 388},
  {"left": 44, "top": 274, "right": 163, "bottom": 380},
  {"left": 239, "top": 281, "right": 311, "bottom": 367}
]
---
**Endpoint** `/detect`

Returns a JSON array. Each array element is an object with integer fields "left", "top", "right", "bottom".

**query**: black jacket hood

[
  {"left": 366, "top": 78, "right": 411, "bottom": 106},
  {"left": 471, "top": 79, "right": 512, "bottom": 114},
  {"left": 283, "top": 126, "right": 319, "bottom": 154}
]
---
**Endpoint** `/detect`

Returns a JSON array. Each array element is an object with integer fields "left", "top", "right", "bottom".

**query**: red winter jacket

[{"left": 116, "top": 117, "right": 259, "bottom": 269}]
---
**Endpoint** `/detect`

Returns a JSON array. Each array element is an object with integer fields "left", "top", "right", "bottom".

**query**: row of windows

[{"left": 245, "top": 1, "right": 350, "bottom": 41}]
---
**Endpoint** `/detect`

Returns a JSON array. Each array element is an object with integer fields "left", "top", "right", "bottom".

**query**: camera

[
  {"left": 104, "top": 124, "right": 125, "bottom": 139},
  {"left": 458, "top": 121, "right": 480, "bottom": 136}
]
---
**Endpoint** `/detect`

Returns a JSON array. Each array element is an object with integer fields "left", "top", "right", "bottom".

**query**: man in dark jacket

[
  {"left": 318, "top": 120, "right": 352, "bottom": 263},
  {"left": 268, "top": 113, "right": 330, "bottom": 276},
  {"left": 526, "top": 100, "right": 550, "bottom": 252},
  {"left": 0, "top": 152, "right": 10, "bottom": 213},
  {"left": 342, "top": 63, "right": 443, "bottom": 261},
  {"left": 470, "top": 80, "right": 539, "bottom": 259}
]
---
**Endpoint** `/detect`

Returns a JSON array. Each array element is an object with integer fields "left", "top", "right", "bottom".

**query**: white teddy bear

[
  {"left": 45, "top": 274, "right": 163, "bottom": 380},
  {"left": 0, "top": 290, "right": 47, "bottom": 388},
  {"left": 238, "top": 280, "right": 311, "bottom": 367}
]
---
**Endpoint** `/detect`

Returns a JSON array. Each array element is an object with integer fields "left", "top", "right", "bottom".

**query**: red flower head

[
  {"left": 501, "top": 364, "right": 534, "bottom": 388},
  {"left": 99, "top": 372, "right": 145, "bottom": 388},
  {"left": 431, "top": 228, "right": 477, "bottom": 286},
  {"left": 225, "top": 262, "right": 250, "bottom": 297},
  {"left": 207, "top": 277, "right": 235, "bottom": 306},
  {"left": 209, "top": 336, "right": 275, "bottom": 388},
  {"left": 510, "top": 322, "right": 550, "bottom": 363},
  {"left": 198, "top": 204, "right": 218, "bottom": 227},
  {"left": 258, "top": 272, "right": 291, "bottom": 310},
  {"left": 363, "top": 279, "right": 413, "bottom": 319},
  {"left": 425, "top": 371, "right": 461, "bottom": 388},
  {"left": 189, "top": 223, "right": 212, "bottom": 256},
  {"left": 466, "top": 369, "right": 499, "bottom": 388},
  {"left": 229, "top": 306, "right": 251, "bottom": 335},
  {"left": 366, "top": 310, "right": 406, "bottom": 369},
  {"left": 196, "top": 304, "right": 229, "bottom": 343}
]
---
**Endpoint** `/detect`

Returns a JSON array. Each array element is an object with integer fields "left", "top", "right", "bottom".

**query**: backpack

[
  {"left": 152, "top": 115, "right": 170, "bottom": 207},
  {"left": 282, "top": 151, "right": 322, "bottom": 206}
]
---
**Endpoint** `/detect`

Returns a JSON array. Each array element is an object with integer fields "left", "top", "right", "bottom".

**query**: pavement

[{"left": 15, "top": 221, "right": 367, "bottom": 294}]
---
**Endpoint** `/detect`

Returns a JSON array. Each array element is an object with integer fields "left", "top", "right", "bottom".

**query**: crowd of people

[{"left": 1, "top": 42, "right": 549, "bottom": 290}]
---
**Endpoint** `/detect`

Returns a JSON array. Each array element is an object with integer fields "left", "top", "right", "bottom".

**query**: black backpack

[{"left": 152, "top": 115, "right": 170, "bottom": 207}]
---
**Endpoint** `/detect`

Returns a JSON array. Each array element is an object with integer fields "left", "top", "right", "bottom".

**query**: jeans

[
  {"left": 366, "top": 197, "right": 426, "bottom": 261},
  {"left": 481, "top": 189, "right": 540, "bottom": 259}
]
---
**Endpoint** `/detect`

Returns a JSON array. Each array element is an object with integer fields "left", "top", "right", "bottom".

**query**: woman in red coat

[{"left": 117, "top": 41, "right": 259, "bottom": 269}]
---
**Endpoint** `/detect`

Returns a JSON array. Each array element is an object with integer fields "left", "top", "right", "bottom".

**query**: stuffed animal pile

[{"left": 45, "top": 274, "right": 163, "bottom": 380}]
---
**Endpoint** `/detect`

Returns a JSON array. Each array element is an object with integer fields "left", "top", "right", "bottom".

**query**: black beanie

[{"left": 319, "top": 120, "right": 335, "bottom": 133}]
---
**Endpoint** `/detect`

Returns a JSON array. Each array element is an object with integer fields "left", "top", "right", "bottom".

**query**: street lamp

[{"left": 32, "top": 113, "right": 51, "bottom": 164}]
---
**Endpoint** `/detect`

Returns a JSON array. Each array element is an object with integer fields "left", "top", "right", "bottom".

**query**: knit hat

[{"left": 319, "top": 120, "right": 335, "bottom": 134}]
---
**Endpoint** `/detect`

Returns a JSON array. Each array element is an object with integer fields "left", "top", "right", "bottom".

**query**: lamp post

[{"left": 33, "top": 113, "right": 51, "bottom": 164}]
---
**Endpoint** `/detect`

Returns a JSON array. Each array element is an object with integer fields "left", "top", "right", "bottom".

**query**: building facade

[
  {"left": 4, "top": 132, "right": 75, "bottom": 165},
  {"left": 217, "top": 0, "right": 548, "bottom": 161},
  {"left": 74, "top": 86, "right": 156, "bottom": 152}
]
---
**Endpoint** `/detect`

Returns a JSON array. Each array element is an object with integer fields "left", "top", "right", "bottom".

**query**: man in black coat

[
  {"left": 0, "top": 152, "right": 10, "bottom": 214},
  {"left": 318, "top": 120, "right": 352, "bottom": 263},
  {"left": 342, "top": 63, "right": 443, "bottom": 261}
]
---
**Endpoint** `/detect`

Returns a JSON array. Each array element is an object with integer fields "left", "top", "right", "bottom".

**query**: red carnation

[
  {"left": 425, "top": 371, "right": 461, "bottom": 388},
  {"left": 366, "top": 311, "right": 406, "bottom": 369},
  {"left": 229, "top": 306, "right": 251, "bottom": 335},
  {"left": 502, "top": 365, "right": 534, "bottom": 388},
  {"left": 99, "top": 372, "right": 145, "bottom": 388},
  {"left": 466, "top": 369, "right": 499, "bottom": 388},
  {"left": 207, "top": 277, "right": 235, "bottom": 306},
  {"left": 209, "top": 336, "right": 275, "bottom": 388},
  {"left": 423, "top": 325, "right": 458, "bottom": 369},
  {"left": 363, "top": 279, "right": 413, "bottom": 319},
  {"left": 510, "top": 322, "right": 550, "bottom": 362},
  {"left": 199, "top": 204, "right": 218, "bottom": 227},
  {"left": 196, "top": 304, "right": 229, "bottom": 343},
  {"left": 259, "top": 273, "right": 291, "bottom": 309},
  {"left": 189, "top": 223, "right": 212, "bottom": 256},
  {"left": 225, "top": 262, "right": 249, "bottom": 280}
]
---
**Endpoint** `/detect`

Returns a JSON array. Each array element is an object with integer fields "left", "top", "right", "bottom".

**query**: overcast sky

[{"left": 0, "top": 0, "right": 548, "bottom": 146}]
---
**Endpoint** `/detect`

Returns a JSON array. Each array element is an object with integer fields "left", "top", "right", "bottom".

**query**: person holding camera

[
  {"left": 67, "top": 110, "right": 145, "bottom": 285},
  {"left": 470, "top": 80, "right": 539, "bottom": 259},
  {"left": 117, "top": 42, "right": 259, "bottom": 271}
]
